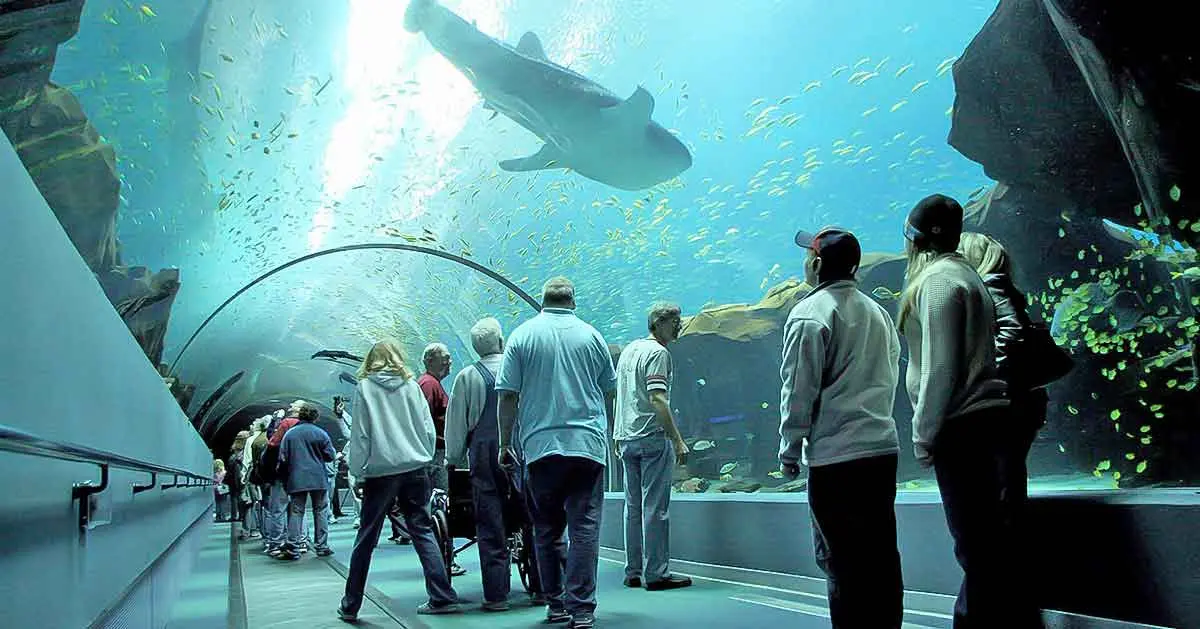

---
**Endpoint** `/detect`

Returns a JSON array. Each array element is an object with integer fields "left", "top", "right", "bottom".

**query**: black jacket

[{"left": 982, "top": 272, "right": 1034, "bottom": 373}]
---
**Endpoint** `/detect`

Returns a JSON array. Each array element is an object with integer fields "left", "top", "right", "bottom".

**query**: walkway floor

[{"left": 164, "top": 522, "right": 232, "bottom": 629}]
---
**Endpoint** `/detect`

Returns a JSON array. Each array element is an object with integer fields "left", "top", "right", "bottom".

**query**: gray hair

[
  {"left": 647, "top": 301, "right": 682, "bottom": 332},
  {"left": 422, "top": 342, "right": 450, "bottom": 365},
  {"left": 470, "top": 318, "right": 504, "bottom": 356},
  {"left": 542, "top": 276, "right": 575, "bottom": 307}
]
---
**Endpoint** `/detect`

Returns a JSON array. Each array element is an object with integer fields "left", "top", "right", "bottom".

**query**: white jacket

[
  {"left": 903, "top": 255, "right": 1008, "bottom": 464},
  {"left": 779, "top": 280, "right": 902, "bottom": 467},
  {"left": 348, "top": 372, "right": 437, "bottom": 479}
]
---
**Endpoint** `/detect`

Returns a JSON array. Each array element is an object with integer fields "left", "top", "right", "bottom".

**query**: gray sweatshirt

[
  {"left": 348, "top": 372, "right": 437, "bottom": 479},
  {"left": 903, "top": 255, "right": 1008, "bottom": 465},
  {"left": 779, "top": 279, "right": 901, "bottom": 467}
]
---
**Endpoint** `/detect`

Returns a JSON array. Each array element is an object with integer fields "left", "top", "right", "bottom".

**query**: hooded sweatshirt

[{"left": 348, "top": 372, "right": 437, "bottom": 479}]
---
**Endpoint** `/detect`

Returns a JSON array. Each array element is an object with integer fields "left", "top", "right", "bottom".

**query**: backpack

[{"left": 254, "top": 443, "right": 280, "bottom": 485}]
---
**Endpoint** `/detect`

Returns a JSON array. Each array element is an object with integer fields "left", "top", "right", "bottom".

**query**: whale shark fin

[
  {"left": 609, "top": 86, "right": 655, "bottom": 124},
  {"left": 516, "top": 32, "right": 549, "bottom": 61},
  {"left": 499, "top": 144, "right": 565, "bottom": 172}
]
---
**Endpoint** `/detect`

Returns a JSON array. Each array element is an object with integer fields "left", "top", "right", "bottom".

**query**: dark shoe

[
  {"left": 336, "top": 607, "right": 358, "bottom": 622},
  {"left": 416, "top": 601, "right": 462, "bottom": 615},
  {"left": 274, "top": 550, "right": 299, "bottom": 561},
  {"left": 546, "top": 607, "right": 571, "bottom": 623},
  {"left": 568, "top": 613, "right": 595, "bottom": 629},
  {"left": 481, "top": 600, "right": 510, "bottom": 612},
  {"left": 530, "top": 593, "right": 548, "bottom": 606},
  {"left": 646, "top": 574, "right": 692, "bottom": 591},
  {"left": 623, "top": 576, "right": 642, "bottom": 588},
  {"left": 316, "top": 548, "right": 334, "bottom": 557}
]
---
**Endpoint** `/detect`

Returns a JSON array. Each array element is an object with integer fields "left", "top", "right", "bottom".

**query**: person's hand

[
  {"left": 672, "top": 438, "right": 689, "bottom": 467},
  {"left": 498, "top": 445, "right": 516, "bottom": 472},
  {"left": 779, "top": 462, "right": 801, "bottom": 480},
  {"left": 915, "top": 444, "right": 934, "bottom": 469}
]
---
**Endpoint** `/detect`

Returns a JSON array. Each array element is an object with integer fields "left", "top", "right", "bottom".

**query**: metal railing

[{"left": 0, "top": 423, "right": 213, "bottom": 531}]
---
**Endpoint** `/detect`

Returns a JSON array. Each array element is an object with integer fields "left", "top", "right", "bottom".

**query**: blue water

[{"left": 47, "top": 0, "right": 998, "bottom": 399}]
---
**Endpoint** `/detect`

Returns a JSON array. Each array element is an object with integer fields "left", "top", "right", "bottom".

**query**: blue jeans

[
  {"left": 527, "top": 455, "right": 605, "bottom": 618},
  {"left": 264, "top": 481, "right": 288, "bottom": 548},
  {"left": 286, "top": 490, "right": 329, "bottom": 552},
  {"left": 470, "top": 438, "right": 511, "bottom": 604},
  {"left": 341, "top": 469, "right": 458, "bottom": 614},
  {"left": 618, "top": 434, "right": 675, "bottom": 582}
]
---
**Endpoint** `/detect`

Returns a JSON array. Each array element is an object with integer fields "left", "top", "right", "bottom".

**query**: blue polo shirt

[{"left": 496, "top": 307, "right": 617, "bottom": 466}]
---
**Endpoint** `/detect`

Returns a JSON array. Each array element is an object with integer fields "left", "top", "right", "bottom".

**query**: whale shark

[{"left": 403, "top": 0, "right": 693, "bottom": 191}]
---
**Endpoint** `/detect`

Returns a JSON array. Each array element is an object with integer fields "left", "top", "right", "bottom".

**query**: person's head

[
  {"left": 274, "top": 409, "right": 285, "bottom": 420},
  {"left": 904, "top": 194, "right": 963, "bottom": 255},
  {"left": 470, "top": 317, "right": 504, "bottom": 357},
  {"left": 252, "top": 416, "right": 270, "bottom": 433},
  {"left": 647, "top": 302, "right": 683, "bottom": 345},
  {"left": 213, "top": 459, "right": 225, "bottom": 473},
  {"left": 897, "top": 194, "right": 966, "bottom": 331},
  {"left": 297, "top": 406, "right": 319, "bottom": 423},
  {"left": 542, "top": 276, "right": 576, "bottom": 309},
  {"left": 357, "top": 339, "right": 414, "bottom": 380},
  {"left": 422, "top": 342, "right": 452, "bottom": 378},
  {"left": 957, "top": 231, "right": 1011, "bottom": 277},
  {"left": 793, "top": 227, "right": 862, "bottom": 286}
]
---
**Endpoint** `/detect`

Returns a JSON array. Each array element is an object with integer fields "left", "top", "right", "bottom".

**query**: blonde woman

[
  {"left": 958, "top": 232, "right": 1049, "bottom": 523},
  {"left": 338, "top": 340, "right": 461, "bottom": 621},
  {"left": 213, "top": 459, "right": 229, "bottom": 522},
  {"left": 898, "top": 195, "right": 1037, "bottom": 627}
]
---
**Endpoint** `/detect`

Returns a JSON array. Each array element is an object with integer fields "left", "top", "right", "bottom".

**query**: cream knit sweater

[{"left": 903, "top": 254, "right": 1008, "bottom": 465}]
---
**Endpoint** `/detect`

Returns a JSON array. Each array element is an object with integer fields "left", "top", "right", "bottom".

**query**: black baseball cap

[
  {"left": 905, "top": 194, "right": 963, "bottom": 250},
  {"left": 794, "top": 227, "right": 862, "bottom": 275}
]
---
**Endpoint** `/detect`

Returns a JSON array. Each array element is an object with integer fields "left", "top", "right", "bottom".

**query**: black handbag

[{"left": 1002, "top": 322, "right": 1075, "bottom": 390}]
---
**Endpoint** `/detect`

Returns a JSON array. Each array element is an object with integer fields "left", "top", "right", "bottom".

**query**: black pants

[
  {"left": 808, "top": 453, "right": 903, "bottom": 629},
  {"left": 933, "top": 407, "right": 1042, "bottom": 629},
  {"left": 1000, "top": 388, "right": 1047, "bottom": 531}
]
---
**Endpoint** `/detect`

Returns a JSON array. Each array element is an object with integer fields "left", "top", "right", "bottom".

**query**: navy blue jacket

[{"left": 278, "top": 422, "right": 336, "bottom": 494}]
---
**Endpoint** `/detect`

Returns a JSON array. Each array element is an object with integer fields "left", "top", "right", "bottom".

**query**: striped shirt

[{"left": 614, "top": 338, "right": 672, "bottom": 441}]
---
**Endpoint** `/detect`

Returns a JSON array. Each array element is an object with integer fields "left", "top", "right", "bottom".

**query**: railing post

[
  {"left": 72, "top": 464, "right": 109, "bottom": 531},
  {"left": 132, "top": 472, "right": 157, "bottom": 494}
]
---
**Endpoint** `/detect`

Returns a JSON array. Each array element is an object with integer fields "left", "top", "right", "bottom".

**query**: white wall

[{"left": 0, "top": 132, "right": 215, "bottom": 628}]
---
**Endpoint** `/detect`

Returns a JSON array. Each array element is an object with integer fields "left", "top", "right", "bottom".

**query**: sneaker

[
  {"left": 623, "top": 576, "right": 642, "bottom": 588},
  {"left": 316, "top": 548, "right": 334, "bottom": 557},
  {"left": 274, "top": 550, "right": 299, "bottom": 561},
  {"left": 450, "top": 562, "right": 466, "bottom": 576},
  {"left": 546, "top": 607, "right": 571, "bottom": 623},
  {"left": 481, "top": 600, "right": 510, "bottom": 612},
  {"left": 336, "top": 607, "right": 357, "bottom": 622},
  {"left": 645, "top": 574, "right": 692, "bottom": 591},
  {"left": 568, "top": 613, "right": 595, "bottom": 629},
  {"left": 416, "top": 601, "right": 462, "bottom": 615}
]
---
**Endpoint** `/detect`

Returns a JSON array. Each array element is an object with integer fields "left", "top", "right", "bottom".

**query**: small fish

[
  {"left": 692, "top": 440, "right": 716, "bottom": 451},
  {"left": 890, "top": 100, "right": 908, "bottom": 112},
  {"left": 768, "top": 470, "right": 785, "bottom": 479},
  {"left": 895, "top": 63, "right": 914, "bottom": 78},
  {"left": 1170, "top": 267, "right": 1200, "bottom": 280},
  {"left": 200, "top": 71, "right": 215, "bottom": 80},
  {"left": 872, "top": 286, "right": 901, "bottom": 301},
  {"left": 719, "top": 463, "right": 738, "bottom": 475},
  {"left": 911, "top": 80, "right": 929, "bottom": 93},
  {"left": 140, "top": 5, "right": 157, "bottom": 18},
  {"left": 220, "top": 53, "right": 234, "bottom": 63},
  {"left": 802, "top": 81, "right": 821, "bottom": 93},
  {"left": 696, "top": 378, "right": 706, "bottom": 386}
]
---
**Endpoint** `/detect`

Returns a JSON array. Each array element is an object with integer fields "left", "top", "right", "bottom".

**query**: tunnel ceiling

[{"left": 41, "top": 0, "right": 1000, "bottom": 403}]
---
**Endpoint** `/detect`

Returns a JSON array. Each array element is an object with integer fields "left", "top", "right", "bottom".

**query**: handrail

[{"left": 0, "top": 423, "right": 212, "bottom": 531}]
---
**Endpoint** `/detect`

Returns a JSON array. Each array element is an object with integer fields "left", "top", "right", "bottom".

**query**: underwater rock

[
  {"left": 0, "top": 0, "right": 84, "bottom": 112},
  {"left": 97, "top": 266, "right": 181, "bottom": 366},
  {"left": 715, "top": 478, "right": 762, "bottom": 494},
  {"left": 4, "top": 83, "right": 121, "bottom": 272},
  {"left": 948, "top": 0, "right": 1139, "bottom": 218},
  {"left": 676, "top": 477, "right": 710, "bottom": 493},
  {"left": 770, "top": 478, "right": 809, "bottom": 493}
]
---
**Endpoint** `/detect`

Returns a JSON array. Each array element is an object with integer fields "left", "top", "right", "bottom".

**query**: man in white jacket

[{"left": 778, "top": 227, "right": 904, "bottom": 629}]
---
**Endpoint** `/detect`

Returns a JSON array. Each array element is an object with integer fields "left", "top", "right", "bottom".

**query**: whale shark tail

[{"left": 403, "top": 0, "right": 434, "bottom": 33}]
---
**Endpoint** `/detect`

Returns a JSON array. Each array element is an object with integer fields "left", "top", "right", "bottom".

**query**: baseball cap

[
  {"left": 905, "top": 194, "right": 963, "bottom": 250},
  {"left": 794, "top": 227, "right": 862, "bottom": 276}
]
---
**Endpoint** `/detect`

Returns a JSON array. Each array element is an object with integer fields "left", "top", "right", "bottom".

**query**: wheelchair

[{"left": 429, "top": 467, "right": 538, "bottom": 592}]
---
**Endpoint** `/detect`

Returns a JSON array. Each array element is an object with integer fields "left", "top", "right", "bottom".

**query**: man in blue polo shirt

[{"left": 497, "top": 276, "right": 617, "bottom": 629}]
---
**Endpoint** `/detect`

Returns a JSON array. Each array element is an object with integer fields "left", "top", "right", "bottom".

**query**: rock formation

[{"left": 1, "top": 0, "right": 185, "bottom": 372}]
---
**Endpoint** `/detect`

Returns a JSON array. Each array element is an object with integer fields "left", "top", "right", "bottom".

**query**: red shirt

[
  {"left": 268, "top": 417, "right": 299, "bottom": 447},
  {"left": 418, "top": 373, "right": 449, "bottom": 449}
]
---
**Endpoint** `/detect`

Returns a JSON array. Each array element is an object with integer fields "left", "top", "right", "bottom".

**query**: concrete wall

[
  {"left": 0, "top": 132, "right": 214, "bottom": 628},
  {"left": 600, "top": 489, "right": 1200, "bottom": 629}
]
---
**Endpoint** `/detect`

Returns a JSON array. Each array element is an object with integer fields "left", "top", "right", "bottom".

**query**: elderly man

[
  {"left": 445, "top": 318, "right": 516, "bottom": 611},
  {"left": 497, "top": 277, "right": 617, "bottom": 629},
  {"left": 613, "top": 302, "right": 692, "bottom": 592},
  {"left": 419, "top": 342, "right": 454, "bottom": 493}
]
